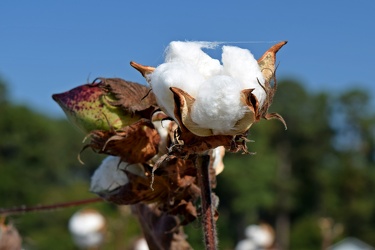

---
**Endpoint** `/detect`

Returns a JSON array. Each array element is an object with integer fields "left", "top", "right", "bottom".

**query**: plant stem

[
  {"left": 196, "top": 154, "right": 217, "bottom": 250},
  {"left": 0, "top": 197, "right": 103, "bottom": 216}
]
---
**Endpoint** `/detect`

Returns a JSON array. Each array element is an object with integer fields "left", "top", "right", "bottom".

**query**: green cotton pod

[{"left": 52, "top": 82, "right": 141, "bottom": 134}]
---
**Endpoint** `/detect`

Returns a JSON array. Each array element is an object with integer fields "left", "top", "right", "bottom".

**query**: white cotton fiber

[
  {"left": 150, "top": 61, "right": 204, "bottom": 120},
  {"left": 165, "top": 41, "right": 222, "bottom": 79},
  {"left": 222, "top": 46, "right": 266, "bottom": 106},
  {"left": 191, "top": 75, "right": 248, "bottom": 134},
  {"left": 90, "top": 156, "right": 144, "bottom": 193},
  {"left": 150, "top": 41, "right": 266, "bottom": 135}
]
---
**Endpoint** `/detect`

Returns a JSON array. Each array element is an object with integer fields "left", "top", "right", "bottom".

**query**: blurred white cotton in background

[
  {"left": 133, "top": 238, "right": 149, "bottom": 250},
  {"left": 245, "top": 224, "right": 273, "bottom": 246},
  {"left": 235, "top": 223, "right": 275, "bottom": 250},
  {"left": 68, "top": 209, "right": 106, "bottom": 249}
]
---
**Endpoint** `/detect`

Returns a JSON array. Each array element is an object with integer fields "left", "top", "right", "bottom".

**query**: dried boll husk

[{"left": 84, "top": 119, "right": 161, "bottom": 164}]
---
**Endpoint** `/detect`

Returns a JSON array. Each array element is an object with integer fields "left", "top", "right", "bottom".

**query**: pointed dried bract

[
  {"left": 258, "top": 41, "right": 288, "bottom": 83},
  {"left": 130, "top": 61, "right": 155, "bottom": 82},
  {"left": 85, "top": 119, "right": 161, "bottom": 164},
  {"left": 256, "top": 41, "right": 288, "bottom": 129}
]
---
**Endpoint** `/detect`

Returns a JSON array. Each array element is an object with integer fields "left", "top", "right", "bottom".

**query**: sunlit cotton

[{"left": 149, "top": 41, "right": 265, "bottom": 135}]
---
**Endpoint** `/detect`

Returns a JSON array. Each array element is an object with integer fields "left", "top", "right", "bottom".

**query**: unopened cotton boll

[{"left": 90, "top": 156, "right": 144, "bottom": 193}]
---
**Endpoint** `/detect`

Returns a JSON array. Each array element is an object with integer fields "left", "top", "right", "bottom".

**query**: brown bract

[
  {"left": 84, "top": 119, "right": 160, "bottom": 164},
  {"left": 257, "top": 41, "right": 288, "bottom": 129},
  {"left": 96, "top": 77, "right": 158, "bottom": 119}
]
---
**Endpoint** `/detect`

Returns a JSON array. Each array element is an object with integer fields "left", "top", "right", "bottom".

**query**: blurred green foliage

[{"left": 0, "top": 77, "right": 374, "bottom": 249}]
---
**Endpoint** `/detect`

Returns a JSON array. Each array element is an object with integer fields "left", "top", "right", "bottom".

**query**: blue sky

[{"left": 1, "top": 1, "right": 374, "bottom": 117}]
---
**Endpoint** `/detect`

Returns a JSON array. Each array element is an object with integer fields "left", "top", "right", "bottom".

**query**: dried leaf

[
  {"left": 86, "top": 119, "right": 160, "bottom": 164},
  {"left": 102, "top": 155, "right": 201, "bottom": 224},
  {"left": 97, "top": 77, "right": 158, "bottom": 118}
]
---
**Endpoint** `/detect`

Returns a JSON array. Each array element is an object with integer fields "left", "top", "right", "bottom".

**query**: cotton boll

[
  {"left": 245, "top": 224, "right": 273, "bottom": 247},
  {"left": 235, "top": 239, "right": 257, "bottom": 250},
  {"left": 134, "top": 238, "right": 149, "bottom": 250},
  {"left": 165, "top": 41, "right": 222, "bottom": 79},
  {"left": 222, "top": 46, "right": 266, "bottom": 106},
  {"left": 90, "top": 156, "right": 144, "bottom": 193},
  {"left": 191, "top": 75, "right": 248, "bottom": 134},
  {"left": 150, "top": 61, "right": 204, "bottom": 120},
  {"left": 69, "top": 209, "right": 106, "bottom": 249}
]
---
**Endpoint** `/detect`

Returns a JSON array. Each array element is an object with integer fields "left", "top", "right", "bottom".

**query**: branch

[
  {"left": 0, "top": 197, "right": 103, "bottom": 216},
  {"left": 196, "top": 154, "right": 217, "bottom": 250}
]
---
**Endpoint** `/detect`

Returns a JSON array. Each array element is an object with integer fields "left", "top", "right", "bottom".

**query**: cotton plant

[{"left": 52, "top": 41, "right": 287, "bottom": 250}]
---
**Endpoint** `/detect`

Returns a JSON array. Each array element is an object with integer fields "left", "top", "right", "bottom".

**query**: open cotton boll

[
  {"left": 69, "top": 209, "right": 105, "bottom": 249},
  {"left": 191, "top": 75, "right": 248, "bottom": 134},
  {"left": 90, "top": 156, "right": 144, "bottom": 193},
  {"left": 235, "top": 239, "right": 257, "bottom": 250},
  {"left": 245, "top": 224, "right": 273, "bottom": 247},
  {"left": 165, "top": 41, "right": 222, "bottom": 79},
  {"left": 150, "top": 61, "right": 204, "bottom": 120},
  {"left": 222, "top": 46, "right": 266, "bottom": 106}
]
